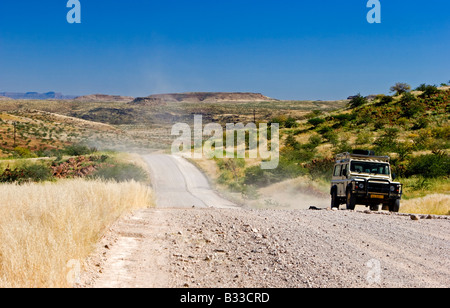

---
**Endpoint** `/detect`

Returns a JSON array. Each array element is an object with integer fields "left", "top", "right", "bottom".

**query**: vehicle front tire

[
  {"left": 389, "top": 199, "right": 400, "bottom": 213},
  {"left": 346, "top": 190, "right": 356, "bottom": 210},
  {"left": 331, "top": 190, "right": 340, "bottom": 209}
]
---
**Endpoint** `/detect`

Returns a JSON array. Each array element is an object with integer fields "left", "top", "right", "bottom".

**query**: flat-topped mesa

[
  {"left": 130, "top": 92, "right": 276, "bottom": 105},
  {"left": 74, "top": 94, "right": 135, "bottom": 103}
]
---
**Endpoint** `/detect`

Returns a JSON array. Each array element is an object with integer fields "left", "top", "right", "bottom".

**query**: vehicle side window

[
  {"left": 333, "top": 165, "right": 341, "bottom": 177},
  {"left": 341, "top": 164, "right": 347, "bottom": 177}
]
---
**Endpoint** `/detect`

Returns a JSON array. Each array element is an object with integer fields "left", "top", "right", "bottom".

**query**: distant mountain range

[
  {"left": 0, "top": 91, "right": 277, "bottom": 103},
  {"left": 0, "top": 92, "right": 77, "bottom": 100}
]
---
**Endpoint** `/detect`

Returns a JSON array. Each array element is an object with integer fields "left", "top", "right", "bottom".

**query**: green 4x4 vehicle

[{"left": 330, "top": 150, "right": 402, "bottom": 212}]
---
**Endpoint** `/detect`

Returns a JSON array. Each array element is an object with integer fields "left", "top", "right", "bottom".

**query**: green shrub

[
  {"left": 63, "top": 143, "right": 97, "bottom": 156},
  {"left": 403, "top": 101, "right": 425, "bottom": 118},
  {"left": 305, "top": 110, "right": 323, "bottom": 119},
  {"left": 307, "top": 118, "right": 326, "bottom": 127},
  {"left": 419, "top": 85, "right": 440, "bottom": 98},
  {"left": 333, "top": 113, "right": 357, "bottom": 127},
  {"left": 412, "top": 117, "right": 430, "bottom": 130},
  {"left": 284, "top": 117, "right": 299, "bottom": 129},
  {"left": 332, "top": 138, "right": 352, "bottom": 155},
  {"left": 216, "top": 159, "right": 246, "bottom": 191},
  {"left": 304, "top": 157, "right": 335, "bottom": 181},
  {"left": 415, "top": 84, "right": 428, "bottom": 91},
  {"left": 91, "top": 163, "right": 149, "bottom": 183},
  {"left": 348, "top": 94, "right": 368, "bottom": 109},
  {"left": 432, "top": 126, "right": 450, "bottom": 139},
  {"left": 23, "top": 163, "right": 54, "bottom": 182},
  {"left": 0, "top": 163, "right": 53, "bottom": 184},
  {"left": 377, "top": 95, "right": 394, "bottom": 106},
  {"left": 284, "top": 135, "right": 300, "bottom": 150},
  {"left": 322, "top": 130, "right": 338, "bottom": 146},
  {"left": 399, "top": 92, "right": 417, "bottom": 105},
  {"left": 282, "top": 134, "right": 322, "bottom": 163},
  {"left": 13, "top": 147, "right": 37, "bottom": 158},
  {"left": 355, "top": 131, "right": 373, "bottom": 145},
  {"left": 374, "top": 128, "right": 399, "bottom": 155},
  {"left": 244, "top": 158, "right": 306, "bottom": 187},
  {"left": 406, "top": 153, "right": 450, "bottom": 178},
  {"left": 308, "top": 134, "right": 322, "bottom": 148},
  {"left": 271, "top": 115, "right": 298, "bottom": 128}
]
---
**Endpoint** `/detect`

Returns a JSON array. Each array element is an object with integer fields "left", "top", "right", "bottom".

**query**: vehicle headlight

[
  {"left": 390, "top": 186, "right": 396, "bottom": 192},
  {"left": 358, "top": 183, "right": 364, "bottom": 189}
]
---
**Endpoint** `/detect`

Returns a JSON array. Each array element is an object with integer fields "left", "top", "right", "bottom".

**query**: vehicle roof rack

[{"left": 335, "top": 152, "right": 390, "bottom": 163}]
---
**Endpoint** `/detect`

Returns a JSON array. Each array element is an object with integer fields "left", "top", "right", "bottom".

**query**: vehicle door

[
  {"left": 339, "top": 163, "right": 349, "bottom": 197},
  {"left": 332, "top": 164, "right": 343, "bottom": 197}
]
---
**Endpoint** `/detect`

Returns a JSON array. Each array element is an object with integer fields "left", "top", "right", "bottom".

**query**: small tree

[
  {"left": 415, "top": 83, "right": 427, "bottom": 91},
  {"left": 377, "top": 95, "right": 394, "bottom": 106},
  {"left": 419, "top": 84, "right": 440, "bottom": 98},
  {"left": 348, "top": 93, "right": 368, "bottom": 109},
  {"left": 390, "top": 83, "right": 411, "bottom": 96}
]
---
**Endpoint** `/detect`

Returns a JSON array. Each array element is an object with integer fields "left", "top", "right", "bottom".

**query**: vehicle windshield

[{"left": 350, "top": 161, "right": 390, "bottom": 175}]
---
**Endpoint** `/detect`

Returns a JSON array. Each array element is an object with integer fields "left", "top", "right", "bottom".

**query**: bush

[
  {"left": 333, "top": 113, "right": 357, "bottom": 127},
  {"left": 216, "top": 159, "right": 246, "bottom": 192},
  {"left": 91, "top": 163, "right": 149, "bottom": 183},
  {"left": 271, "top": 115, "right": 298, "bottom": 128},
  {"left": 305, "top": 110, "right": 323, "bottom": 119},
  {"left": 348, "top": 94, "right": 368, "bottom": 109},
  {"left": 332, "top": 138, "right": 352, "bottom": 155},
  {"left": 399, "top": 93, "right": 425, "bottom": 118},
  {"left": 412, "top": 117, "right": 430, "bottom": 130},
  {"left": 376, "top": 95, "right": 394, "bottom": 106},
  {"left": 406, "top": 153, "right": 450, "bottom": 178},
  {"left": 284, "top": 135, "right": 300, "bottom": 149},
  {"left": 63, "top": 144, "right": 97, "bottom": 156},
  {"left": 23, "top": 164, "right": 54, "bottom": 182},
  {"left": 308, "top": 134, "right": 322, "bottom": 148},
  {"left": 405, "top": 101, "right": 426, "bottom": 118},
  {"left": 322, "top": 130, "right": 338, "bottom": 146},
  {"left": 399, "top": 92, "right": 417, "bottom": 106},
  {"left": 304, "top": 157, "right": 335, "bottom": 181},
  {"left": 13, "top": 147, "right": 37, "bottom": 159},
  {"left": 244, "top": 158, "right": 306, "bottom": 187},
  {"left": 419, "top": 85, "right": 440, "bottom": 98},
  {"left": 432, "top": 126, "right": 450, "bottom": 139},
  {"left": 284, "top": 117, "right": 299, "bottom": 129},
  {"left": 307, "top": 118, "right": 326, "bottom": 127},
  {"left": 0, "top": 163, "right": 53, "bottom": 184},
  {"left": 374, "top": 128, "right": 399, "bottom": 155},
  {"left": 415, "top": 84, "right": 427, "bottom": 91},
  {"left": 355, "top": 131, "right": 373, "bottom": 145}
]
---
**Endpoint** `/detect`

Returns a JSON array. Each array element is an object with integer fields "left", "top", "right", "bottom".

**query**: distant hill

[
  {"left": 0, "top": 92, "right": 77, "bottom": 100},
  {"left": 130, "top": 92, "right": 276, "bottom": 105},
  {"left": 74, "top": 94, "right": 134, "bottom": 103}
]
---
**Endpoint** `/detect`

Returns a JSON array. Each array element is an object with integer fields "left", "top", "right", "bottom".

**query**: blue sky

[{"left": 0, "top": 0, "right": 449, "bottom": 100}]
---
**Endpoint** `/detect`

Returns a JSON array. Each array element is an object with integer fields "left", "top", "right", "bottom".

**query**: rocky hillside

[
  {"left": 74, "top": 94, "right": 134, "bottom": 103},
  {"left": 130, "top": 92, "right": 275, "bottom": 104}
]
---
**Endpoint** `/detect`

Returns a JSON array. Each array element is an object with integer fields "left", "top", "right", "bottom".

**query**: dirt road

[
  {"left": 80, "top": 155, "right": 450, "bottom": 288},
  {"left": 143, "top": 154, "right": 236, "bottom": 209}
]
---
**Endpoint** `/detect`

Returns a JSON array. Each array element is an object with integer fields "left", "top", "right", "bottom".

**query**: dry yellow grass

[
  {"left": 0, "top": 179, "right": 154, "bottom": 288},
  {"left": 400, "top": 194, "right": 450, "bottom": 216}
]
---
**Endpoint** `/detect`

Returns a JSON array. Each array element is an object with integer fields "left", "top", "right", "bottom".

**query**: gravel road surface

[
  {"left": 80, "top": 155, "right": 450, "bottom": 288},
  {"left": 143, "top": 154, "right": 236, "bottom": 209}
]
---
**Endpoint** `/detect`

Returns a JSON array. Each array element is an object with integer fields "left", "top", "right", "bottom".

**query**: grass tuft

[{"left": 0, "top": 179, "right": 154, "bottom": 287}]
